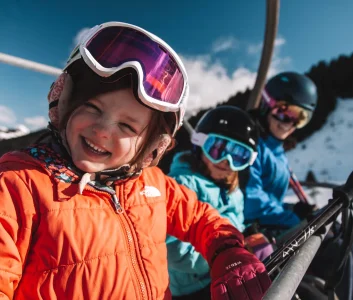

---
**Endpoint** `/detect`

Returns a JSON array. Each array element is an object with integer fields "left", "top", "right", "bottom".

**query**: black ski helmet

[
  {"left": 193, "top": 106, "right": 259, "bottom": 151},
  {"left": 263, "top": 72, "right": 318, "bottom": 112}
]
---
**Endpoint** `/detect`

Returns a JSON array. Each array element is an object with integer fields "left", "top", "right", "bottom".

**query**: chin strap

[
  {"left": 77, "top": 167, "right": 140, "bottom": 194},
  {"left": 78, "top": 167, "right": 141, "bottom": 195},
  {"left": 49, "top": 123, "right": 170, "bottom": 194}
]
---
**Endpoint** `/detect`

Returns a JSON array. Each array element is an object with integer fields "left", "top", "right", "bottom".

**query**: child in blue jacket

[
  {"left": 241, "top": 72, "right": 317, "bottom": 228},
  {"left": 241, "top": 72, "right": 353, "bottom": 299},
  {"left": 166, "top": 106, "right": 272, "bottom": 299}
]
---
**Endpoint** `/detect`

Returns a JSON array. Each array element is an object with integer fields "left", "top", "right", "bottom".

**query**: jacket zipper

[
  {"left": 111, "top": 194, "right": 124, "bottom": 214},
  {"left": 84, "top": 186, "right": 148, "bottom": 299},
  {"left": 85, "top": 185, "right": 123, "bottom": 214},
  {"left": 118, "top": 209, "right": 148, "bottom": 300}
]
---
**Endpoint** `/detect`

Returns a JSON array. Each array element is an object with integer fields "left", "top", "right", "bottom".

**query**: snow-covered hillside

[
  {"left": 0, "top": 125, "right": 30, "bottom": 140},
  {"left": 284, "top": 99, "right": 353, "bottom": 208},
  {"left": 287, "top": 99, "right": 353, "bottom": 184}
]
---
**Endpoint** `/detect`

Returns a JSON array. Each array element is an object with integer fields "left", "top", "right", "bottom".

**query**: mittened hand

[
  {"left": 210, "top": 247, "right": 271, "bottom": 300},
  {"left": 293, "top": 201, "right": 317, "bottom": 220}
]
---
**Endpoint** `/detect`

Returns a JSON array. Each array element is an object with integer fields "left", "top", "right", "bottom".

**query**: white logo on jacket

[{"left": 140, "top": 186, "right": 161, "bottom": 197}]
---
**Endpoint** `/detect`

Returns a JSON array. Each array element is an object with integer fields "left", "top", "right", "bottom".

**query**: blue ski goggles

[{"left": 191, "top": 132, "right": 258, "bottom": 171}]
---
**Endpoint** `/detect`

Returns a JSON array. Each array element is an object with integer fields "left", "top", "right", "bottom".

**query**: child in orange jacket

[{"left": 0, "top": 22, "right": 270, "bottom": 300}]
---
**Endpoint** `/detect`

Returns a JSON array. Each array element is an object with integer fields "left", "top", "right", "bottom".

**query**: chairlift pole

[
  {"left": 264, "top": 196, "right": 344, "bottom": 276},
  {"left": 264, "top": 171, "right": 353, "bottom": 300},
  {"left": 182, "top": 0, "right": 280, "bottom": 132},
  {"left": 246, "top": 0, "right": 280, "bottom": 110},
  {"left": 263, "top": 223, "right": 332, "bottom": 300},
  {"left": 0, "top": 52, "right": 62, "bottom": 76}
]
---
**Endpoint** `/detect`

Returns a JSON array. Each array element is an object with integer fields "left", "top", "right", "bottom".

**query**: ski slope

[{"left": 285, "top": 99, "right": 353, "bottom": 208}]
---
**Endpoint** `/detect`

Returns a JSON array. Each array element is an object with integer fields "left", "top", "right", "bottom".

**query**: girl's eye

[
  {"left": 120, "top": 123, "right": 137, "bottom": 134},
  {"left": 84, "top": 102, "right": 101, "bottom": 113}
]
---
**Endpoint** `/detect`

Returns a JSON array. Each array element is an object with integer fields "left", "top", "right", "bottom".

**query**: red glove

[{"left": 210, "top": 247, "right": 271, "bottom": 300}]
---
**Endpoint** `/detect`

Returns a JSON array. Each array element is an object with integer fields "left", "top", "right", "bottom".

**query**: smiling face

[
  {"left": 267, "top": 113, "right": 296, "bottom": 140},
  {"left": 66, "top": 88, "right": 153, "bottom": 173}
]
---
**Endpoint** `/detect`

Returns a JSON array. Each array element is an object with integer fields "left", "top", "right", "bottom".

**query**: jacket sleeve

[
  {"left": 0, "top": 167, "right": 38, "bottom": 299},
  {"left": 244, "top": 153, "right": 300, "bottom": 227},
  {"left": 166, "top": 175, "right": 209, "bottom": 274},
  {"left": 165, "top": 175, "right": 244, "bottom": 265},
  {"left": 166, "top": 235, "right": 210, "bottom": 273}
]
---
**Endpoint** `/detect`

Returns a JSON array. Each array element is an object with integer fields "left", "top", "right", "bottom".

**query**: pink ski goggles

[
  {"left": 262, "top": 89, "right": 312, "bottom": 129},
  {"left": 65, "top": 22, "right": 188, "bottom": 114}
]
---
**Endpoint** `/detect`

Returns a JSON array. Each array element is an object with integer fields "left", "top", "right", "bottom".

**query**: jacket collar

[{"left": 21, "top": 143, "right": 140, "bottom": 201}]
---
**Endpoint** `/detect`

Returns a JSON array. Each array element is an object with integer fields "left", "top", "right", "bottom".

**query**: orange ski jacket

[{"left": 0, "top": 150, "right": 244, "bottom": 300}]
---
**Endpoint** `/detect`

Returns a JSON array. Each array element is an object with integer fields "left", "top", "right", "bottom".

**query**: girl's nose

[{"left": 92, "top": 120, "right": 113, "bottom": 139}]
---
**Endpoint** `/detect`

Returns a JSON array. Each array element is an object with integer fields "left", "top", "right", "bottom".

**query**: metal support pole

[
  {"left": 263, "top": 223, "right": 331, "bottom": 300},
  {"left": 246, "top": 0, "right": 280, "bottom": 110},
  {"left": 0, "top": 52, "right": 62, "bottom": 76}
]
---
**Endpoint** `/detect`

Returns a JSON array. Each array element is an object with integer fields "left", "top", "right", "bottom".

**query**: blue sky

[{"left": 1, "top": 0, "right": 353, "bottom": 130}]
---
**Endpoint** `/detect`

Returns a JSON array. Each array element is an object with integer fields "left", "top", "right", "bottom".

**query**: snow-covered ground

[
  {"left": 287, "top": 99, "right": 353, "bottom": 184},
  {"left": 284, "top": 187, "right": 332, "bottom": 209},
  {"left": 285, "top": 99, "right": 353, "bottom": 208}
]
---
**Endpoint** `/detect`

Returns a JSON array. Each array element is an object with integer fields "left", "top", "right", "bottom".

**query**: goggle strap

[
  {"left": 65, "top": 51, "right": 82, "bottom": 71},
  {"left": 191, "top": 132, "right": 208, "bottom": 147},
  {"left": 248, "top": 137, "right": 257, "bottom": 148},
  {"left": 262, "top": 89, "right": 274, "bottom": 107},
  {"left": 249, "top": 152, "right": 258, "bottom": 165},
  {"left": 49, "top": 100, "right": 59, "bottom": 109}
]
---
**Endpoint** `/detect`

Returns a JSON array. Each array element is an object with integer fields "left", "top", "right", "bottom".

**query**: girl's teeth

[
  {"left": 85, "top": 138, "right": 107, "bottom": 153},
  {"left": 279, "top": 123, "right": 291, "bottom": 130}
]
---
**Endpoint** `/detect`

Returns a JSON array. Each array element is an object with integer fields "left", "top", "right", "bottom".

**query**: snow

[
  {"left": 284, "top": 99, "right": 353, "bottom": 208},
  {"left": 287, "top": 99, "right": 353, "bottom": 184},
  {"left": 0, "top": 124, "right": 30, "bottom": 140},
  {"left": 284, "top": 187, "right": 333, "bottom": 209}
]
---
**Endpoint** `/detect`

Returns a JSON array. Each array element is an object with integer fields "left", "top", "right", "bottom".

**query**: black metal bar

[
  {"left": 263, "top": 223, "right": 332, "bottom": 300},
  {"left": 264, "top": 196, "right": 343, "bottom": 275},
  {"left": 263, "top": 171, "right": 353, "bottom": 299}
]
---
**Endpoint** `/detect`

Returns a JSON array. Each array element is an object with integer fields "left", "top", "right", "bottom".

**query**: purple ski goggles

[{"left": 66, "top": 22, "right": 188, "bottom": 113}]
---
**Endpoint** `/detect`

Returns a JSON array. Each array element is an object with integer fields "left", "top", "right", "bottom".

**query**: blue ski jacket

[{"left": 243, "top": 134, "right": 300, "bottom": 227}]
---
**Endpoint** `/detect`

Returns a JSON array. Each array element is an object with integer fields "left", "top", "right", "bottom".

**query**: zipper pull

[{"left": 111, "top": 194, "right": 124, "bottom": 214}]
